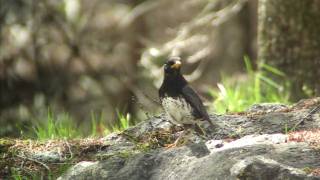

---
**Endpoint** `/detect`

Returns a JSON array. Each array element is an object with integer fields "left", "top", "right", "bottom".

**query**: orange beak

[{"left": 171, "top": 60, "right": 181, "bottom": 69}]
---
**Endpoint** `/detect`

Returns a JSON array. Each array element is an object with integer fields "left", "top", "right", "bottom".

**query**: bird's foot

[
  {"left": 164, "top": 143, "right": 178, "bottom": 148},
  {"left": 164, "top": 130, "right": 189, "bottom": 148},
  {"left": 164, "top": 138, "right": 188, "bottom": 148}
]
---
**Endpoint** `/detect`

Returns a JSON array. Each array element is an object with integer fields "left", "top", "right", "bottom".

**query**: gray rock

[
  {"left": 230, "top": 156, "right": 311, "bottom": 180},
  {"left": 32, "top": 151, "right": 61, "bottom": 163},
  {"left": 123, "top": 115, "right": 173, "bottom": 139},
  {"left": 246, "top": 103, "right": 289, "bottom": 113},
  {"left": 60, "top": 133, "right": 320, "bottom": 180},
  {"left": 57, "top": 161, "right": 98, "bottom": 180},
  {"left": 59, "top": 98, "right": 320, "bottom": 180}
]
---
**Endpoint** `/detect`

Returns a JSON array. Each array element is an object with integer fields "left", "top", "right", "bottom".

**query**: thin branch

[
  {"left": 119, "top": 0, "right": 163, "bottom": 28},
  {"left": 16, "top": 154, "right": 51, "bottom": 172},
  {"left": 64, "top": 140, "right": 73, "bottom": 160},
  {"left": 292, "top": 104, "right": 320, "bottom": 131}
]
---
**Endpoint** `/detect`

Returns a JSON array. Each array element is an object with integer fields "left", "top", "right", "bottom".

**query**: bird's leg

[
  {"left": 193, "top": 123, "right": 206, "bottom": 137},
  {"left": 208, "top": 119, "right": 217, "bottom": 130}
]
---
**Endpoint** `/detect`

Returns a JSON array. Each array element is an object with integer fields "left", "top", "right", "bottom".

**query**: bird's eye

[{"left": 167, "top": 60, "right": 175, "bottom": 66}]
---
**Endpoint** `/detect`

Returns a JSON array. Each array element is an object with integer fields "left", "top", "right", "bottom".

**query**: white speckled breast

[{"left": 161, "top": 96, "right": 195, "bottom": 125}]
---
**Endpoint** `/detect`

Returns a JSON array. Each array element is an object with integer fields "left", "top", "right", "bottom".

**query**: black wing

[
  {"left": 159, "top": 85, "right": 166, "bottom": 103},
  {"left": 181, "top": 85, "right": 210, "bottom": 121}
]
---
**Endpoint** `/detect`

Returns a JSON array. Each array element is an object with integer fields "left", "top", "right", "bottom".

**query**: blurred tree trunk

[{"left": 258, "top": 0, "right": 320, "bottom": 99}]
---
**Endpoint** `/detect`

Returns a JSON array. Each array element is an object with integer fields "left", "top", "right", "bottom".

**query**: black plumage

[{"left": 159, "top": 57, "right": 214, "bottom": 129}]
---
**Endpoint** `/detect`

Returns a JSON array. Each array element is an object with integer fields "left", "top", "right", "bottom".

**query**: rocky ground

[{"left": 1, "top": 98, "right": 320, "bottom": 179}]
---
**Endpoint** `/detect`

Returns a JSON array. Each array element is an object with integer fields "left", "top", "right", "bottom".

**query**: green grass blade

[{"left": 261, "top": 63, "right": 286, "bottom": 77}]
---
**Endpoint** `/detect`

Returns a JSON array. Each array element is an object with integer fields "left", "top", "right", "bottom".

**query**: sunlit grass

[
  {"left": 209, "top": 57, "right": 291, "bottom": 114},
  {"left": 91, "top": 110, "right": 132, "bottom": 136},
  {"left": 90, "top": 112, "right": 106, "bottom": 137},
  {"left": 32, "top": 110, "right": 133, "bottom": 139},
  {"left": 33, "top": 110, "right": 79, "bottom": 140},
  {"left": 118, "top": 111, "right": 131, "bottom": 130}
]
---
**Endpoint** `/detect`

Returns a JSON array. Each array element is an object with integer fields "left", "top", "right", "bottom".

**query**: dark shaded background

[{"left": 0, "top": 0, "right": 257, "bottom": 137}]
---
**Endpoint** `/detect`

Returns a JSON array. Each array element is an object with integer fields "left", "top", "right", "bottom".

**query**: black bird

[{"left": 159, "top": 57, "right": 215, "bottom": 146}]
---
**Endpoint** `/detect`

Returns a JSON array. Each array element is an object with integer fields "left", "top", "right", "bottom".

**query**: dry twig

[{"left": 16, "top": 153, "right": 51, "bottom": 172}]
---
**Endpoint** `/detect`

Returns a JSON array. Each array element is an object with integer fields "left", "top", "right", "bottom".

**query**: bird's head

[{"left": 164, "top": 57, "right": 182, "bottom": 76}]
